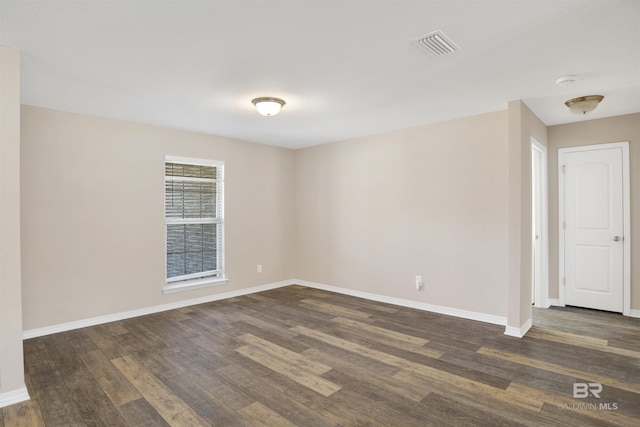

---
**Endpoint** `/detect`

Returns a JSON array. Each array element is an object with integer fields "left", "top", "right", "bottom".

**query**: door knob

[{"left": 613, "top": 236, "right": 621, "bottom": 242}]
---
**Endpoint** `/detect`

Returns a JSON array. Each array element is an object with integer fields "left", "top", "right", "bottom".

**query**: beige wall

[
  {"left": 294, "top": 111, "right": 510, "bottom": 318},
  {"left": 507, "top": 101, "right": 547, "bottom": 330},
  {"left": 17, "top": 100, "right": 639, "bottom": 336},
  {"left": 0, "top": 46, "right": 27, "bottom": 401},
  {"left": 21, "top": 106, "right": 296, "bottom": 331},
  {"left": 548, "top": 113, "right": 640, "bottom": 310}
]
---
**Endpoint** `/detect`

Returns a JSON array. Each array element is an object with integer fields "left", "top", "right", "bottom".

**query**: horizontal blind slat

[
  {"left": 165, "top": 162, "right": 217, "bottom": 179},
  {"left": 165, "top": 159, "right": 224, "bottom": 283},
  {"left": 166, "top": 223, "right": 218, "bottom": 279}
]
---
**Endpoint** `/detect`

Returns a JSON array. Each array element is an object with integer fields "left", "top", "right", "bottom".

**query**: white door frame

[
  {"left": 558, "top": 141, "right": 631, "bottom": 315},
  {"left": 531, "top": 138, "right": 549, "bottom": 308}
]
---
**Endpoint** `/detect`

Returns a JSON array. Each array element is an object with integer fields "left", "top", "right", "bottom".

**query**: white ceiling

[{"left": 1, "top": 0, "right": 639, "bottom": 149}]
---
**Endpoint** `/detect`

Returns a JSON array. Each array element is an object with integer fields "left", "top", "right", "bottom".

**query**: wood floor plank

[
  {"left": 297, "top": 326, "right": 408, "bottom": 372},
  {"left": 476, "top": 334, "right": 640, "bottom": 393},
  {"left": 0, "top": 403, "right": 42, "bottom": 427},
  {"left": 535, "top": 306, "right": 640, "bottom": 335},
  {"left": 329, "top": 324, "right": 437, "bottom": 361},
  {"left": 322, "top": 387, "right": 420, "bottom": 427},
  {"left": 478, "top": 346, "right": 640, "bottom": 395},
  {"left": 47, "top": 332, "right": 127, "bottom": 424},
  {"left": 161, "top": 351, "right": 256, "bottom": 412},
  {"left": 294, "top": 333, "right": 401, "bottom": 377},
  {"left": 54, "top": 353, "right": 129, "bottom": 426},
  {"left": 232, "top": 320, "right": 310, "bottom": 353},
  {"left": 79, "top": 349, "right": 142, "bottom": 407},
  {"left": 237, "top": 333, "right": 331, "bottom": 375},
  {"left": 331, "top": 316, "right": 429, "bottom": 345},
  {"left": 370, "top": 339, "right": 512, "bottom": 390},
  {"left": 237, "top": 402, "right": 298, "bottom": 427},
  {"left": 321, "top": 367, "right": 437, "bottom": 426},
  {"left": 421, "top": 392, "right": 528, "bottom": 427},
  {"left": 103, "top": 321, "right": 130, "bottom": 336},
  {"left": 299, "top": 298, "right": 372, "bottom": 319},
  {"left": 155, "top": 369, "right": 243, "bottom": 426},
  {"left": 508, "top": 382, "right": 640, "bottom": 427},
  {"left": 245, "top": 294, "right": 340, "bottom": 328},
  {"left": 215, "top": 363, "right": 337, "bottom": 427},
  {"left": 394, "top": 370, "right": 546, "bottom": 426},
  {"left": 117, "top": 398, "right": 170, "bottom": 427},
  {"left": 526, "top": 326, "right": 640, "bottom": 359},
  {"left": 302, "top": 347, "right": 427, "bottom": 403},
  {"left": 22, "top": 337, "right": 88, "bottom": 426},
  {"left": 294, "top": 324, "right": 546, "bottom": 417},
  {"left": 292, "top": 325, "right": 444, "bottom": 371},
  {"left": 294, "top": 324, "right": 515, "bottom": 400},
  {"left": 111, "top": 324, "right": 179, "bottom": 375},
  {"left": 84, "top": 325, "right": 129, "bottom": 360},
  {"left": 177, "top": 314, "right": 243, "bottom": 350},
  {"left": 233, "top": 312, "right": 300, "bottom": 339},
  {"left": 235, "top": 344, "right": 342, "bottom": 397},
  {"left": 395, "top": 365, "right": 544, "bottom": 413},
  {"left": 112, "top": 355, "right": 211, "bottom": 426},
  {"left": 216, "top": 357, "right": 350, "bottom": 427},
  {"left": 64, "top": 329, "right": 99, "bottom": 354},
  {"left": 440, "top": 348, "right": 578, "bottom": 401},
  {"left": 369, "top": 316, "right": 488, "bottom": 352},
  {"left": 5, "top": 286, "right": 639, "bottom": 426}
]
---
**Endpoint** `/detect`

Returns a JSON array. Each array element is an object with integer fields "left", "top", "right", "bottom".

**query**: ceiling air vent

[{"left": 412, "top": 30, "right": 460, "bottom": 57}]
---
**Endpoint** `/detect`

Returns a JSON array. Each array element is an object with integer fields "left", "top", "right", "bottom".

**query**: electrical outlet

[
  {"left": 257, "top": 264, "right": 263, "bottom": 273},
  {"left": 415, "top": 275, "right": 422, "bottom": 290}
]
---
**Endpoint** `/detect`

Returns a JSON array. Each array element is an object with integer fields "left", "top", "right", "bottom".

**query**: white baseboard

[
  {"left": 294, "top": 279, "right": 506, "bottom": 326},
  {"left": 0, "top": 387, "right": 29, "bottom": 408},
  {"left": 23, "top": 278, "right": 515, "bottom": 339},
  {"left": 547, "top": 299, "right": 638, "bottom": 318},
  {"left": 23, "top": 279, "right": 295, "bottom": 339},
  {"left": 504, "top": 318, "right": 532, "bottom": 338}
]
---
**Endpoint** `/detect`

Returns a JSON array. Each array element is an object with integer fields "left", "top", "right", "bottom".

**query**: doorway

[
  {"left": 531, "top": 139, "right": 549, "bottom": 308},
  {"left": 558, "top": 142, "right": 630, "bottom": 314}
]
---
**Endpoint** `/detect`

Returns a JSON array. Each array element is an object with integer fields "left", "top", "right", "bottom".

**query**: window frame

[{"left": 163, "top": 155, "right": 227, "bottom": 294}]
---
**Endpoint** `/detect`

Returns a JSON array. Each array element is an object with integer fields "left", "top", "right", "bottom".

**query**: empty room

[{"left": 1, "top": 1, "right": 639, "bottom": 426}]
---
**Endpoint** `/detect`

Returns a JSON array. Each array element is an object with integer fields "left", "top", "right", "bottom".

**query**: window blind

[{"left": 165, "top": 159, "right": 224, "bottom": 283}]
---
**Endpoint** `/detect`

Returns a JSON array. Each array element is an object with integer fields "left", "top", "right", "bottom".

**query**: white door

[
  {"left": 531, "top": 146, "right": 542, "bottom": 305},
  {"left": 560, "top": 144, "right": 628, "bottom": 312},
  {"left": 531, "top": 139, "right": 549, "bottom": 309}
]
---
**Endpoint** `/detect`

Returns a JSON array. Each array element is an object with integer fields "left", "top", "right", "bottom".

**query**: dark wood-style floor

[{"left": 2, "top": 285, "right": 639, "bottom": 426}]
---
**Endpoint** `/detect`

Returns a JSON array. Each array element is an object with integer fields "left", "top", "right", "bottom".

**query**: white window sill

[{"left": 163, "top": 277, "right": 228, "bottom": 294}]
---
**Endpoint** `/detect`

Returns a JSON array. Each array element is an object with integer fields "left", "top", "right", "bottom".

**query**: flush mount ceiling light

[
  {"left": 564, "top": 95, "right": 604, "bottom": 114},
  {"left": 251, "top": 97, "right": 285, "bottom": 117}
]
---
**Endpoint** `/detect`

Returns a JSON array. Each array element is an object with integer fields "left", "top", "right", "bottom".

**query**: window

[{"left": 164, "top": 156, "right": 226, "bottom": 293}]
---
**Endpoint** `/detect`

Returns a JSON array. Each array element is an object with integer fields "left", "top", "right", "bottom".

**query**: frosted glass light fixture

[
  {"left": 564, "top": 95, "right": 604, "bottom": 114},
  {"left": 252, "top": 97, "right": 286, "bottom": 116}
]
